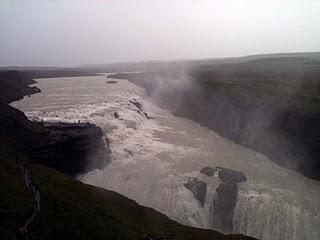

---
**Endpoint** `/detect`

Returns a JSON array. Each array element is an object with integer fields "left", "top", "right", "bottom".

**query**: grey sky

[{"left": 0, "top": 0, "right": 319, "bottom": 67}]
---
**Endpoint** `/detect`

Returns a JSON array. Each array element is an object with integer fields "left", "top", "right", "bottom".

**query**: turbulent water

[{"left": 12, "top": 75, "right": 320, "bottom": 240}]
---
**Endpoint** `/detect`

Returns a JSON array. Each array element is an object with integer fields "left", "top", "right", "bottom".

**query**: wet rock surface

[
  {"left": 130, "top": 99, "right": 153, "bottom": 120},
  {"left": 201, "top": 166, "right": 247, "bottom": 184},
  {"left": 200, "top": 166, "right": 247, "bottom": 233},
  {"left": 212, "top": 183, "right": 238, "bottom": 233},
  {"left": 184, "top": 178, "right": 207, "bottom": 207}
]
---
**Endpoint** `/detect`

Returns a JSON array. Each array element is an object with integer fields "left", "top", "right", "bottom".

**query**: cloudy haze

[{"left": 0, "top": 0, "right": 319, "bottom": 66}]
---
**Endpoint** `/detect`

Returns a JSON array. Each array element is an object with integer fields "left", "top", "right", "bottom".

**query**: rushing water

[{"left": 12, "top": 75, "right": 320, "bottom": 240}]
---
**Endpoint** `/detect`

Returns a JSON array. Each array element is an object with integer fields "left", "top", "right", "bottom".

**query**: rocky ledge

[
  {"left": 203, "top": 167, "right": 246, "bottom": 233},
  {"left": 200, "top": 167, "right": 247, "bottom": 184},
  {"left": 183, "top": 178, "right": 207, "bottom": 207},
  {"left": 0, "top": 70, "right": 111, "bottom": 176},
  {"left": 30, "top": 122, "right": 111, "bottom": 175},
  {"left": 184, "top": 166, "right": 247, "bottom": 233}
]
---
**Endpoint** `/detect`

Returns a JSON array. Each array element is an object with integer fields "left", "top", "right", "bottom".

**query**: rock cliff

[{"left": 0, "top": 70, "right": 110, "bottom": 176}]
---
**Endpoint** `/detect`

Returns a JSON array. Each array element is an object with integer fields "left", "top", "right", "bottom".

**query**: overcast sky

[{"left": 0, "top": 0, "right": 319, "bottom": 67}]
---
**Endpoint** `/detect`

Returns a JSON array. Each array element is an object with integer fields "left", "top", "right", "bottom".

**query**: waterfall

[
  {"left": 12, "top": 75, "right": 320, "bottom": 240},
  {"left": 233, "top": 186, "right": 320, "bottom": 240}
]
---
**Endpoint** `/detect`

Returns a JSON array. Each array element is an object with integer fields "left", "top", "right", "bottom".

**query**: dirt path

[{"left": 13, "top": 151, "right": 41, "bottom": 240}]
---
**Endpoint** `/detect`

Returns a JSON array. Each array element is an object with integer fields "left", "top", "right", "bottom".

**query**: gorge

[
  {"left": 10, "top": 53, "right": 320, "bottom": 240},
  {"left": 1, "top": 70, "right": 251, "bottom": 239}
]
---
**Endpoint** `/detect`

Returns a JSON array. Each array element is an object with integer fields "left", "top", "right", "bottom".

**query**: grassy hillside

[
  {"left": 0, "top": 151, "right": 253, "bottom": 240},
  {"left": 0, "top": 151, "right": 33, "bottom": 239}
]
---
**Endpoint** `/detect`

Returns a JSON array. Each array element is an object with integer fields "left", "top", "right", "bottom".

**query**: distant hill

[{"left": 80, "top": 52, "right": 320, "bottom": 72}]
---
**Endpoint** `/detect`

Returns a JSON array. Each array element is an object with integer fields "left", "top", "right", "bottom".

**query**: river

[{"left": 12, "top": 74, "right": 320, "bottom": 240}]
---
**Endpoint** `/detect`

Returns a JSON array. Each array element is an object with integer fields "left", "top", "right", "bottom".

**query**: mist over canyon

[
  {"left": 10, "top": 53, "right": 320, "bottom": 240},
  {"left": 1, "top": 1, "right": 320, "bottom": 239}
]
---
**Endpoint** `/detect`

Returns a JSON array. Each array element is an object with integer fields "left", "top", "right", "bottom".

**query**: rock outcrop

[
  {"left": 183, "top": 167, "right": 247, "bottom": 232},
  {"left": 31, "top": 122, "right": 111, "bottom": 175},
  {"left": 129, "top": 99, "right": 152, "bottom": 119},
  {"left": 200, "top": 167, "right": 247, "bottom": 233},
  {"left": 0, "top": 70, "right": 111, "bottom": 176},
  {"left": 212, "top": 183, "right": 238, "bottom": 233},
  {"left": 201, "top": 167, "right": 247, "bottom": 184},
  {"left": 184, "top": 178, "right": 207, "bottom": 207}
]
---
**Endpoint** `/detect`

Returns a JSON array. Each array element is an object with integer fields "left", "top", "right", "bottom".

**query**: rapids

[{"left": 12, "top": 75, "right": 320, "bottom": 240}]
